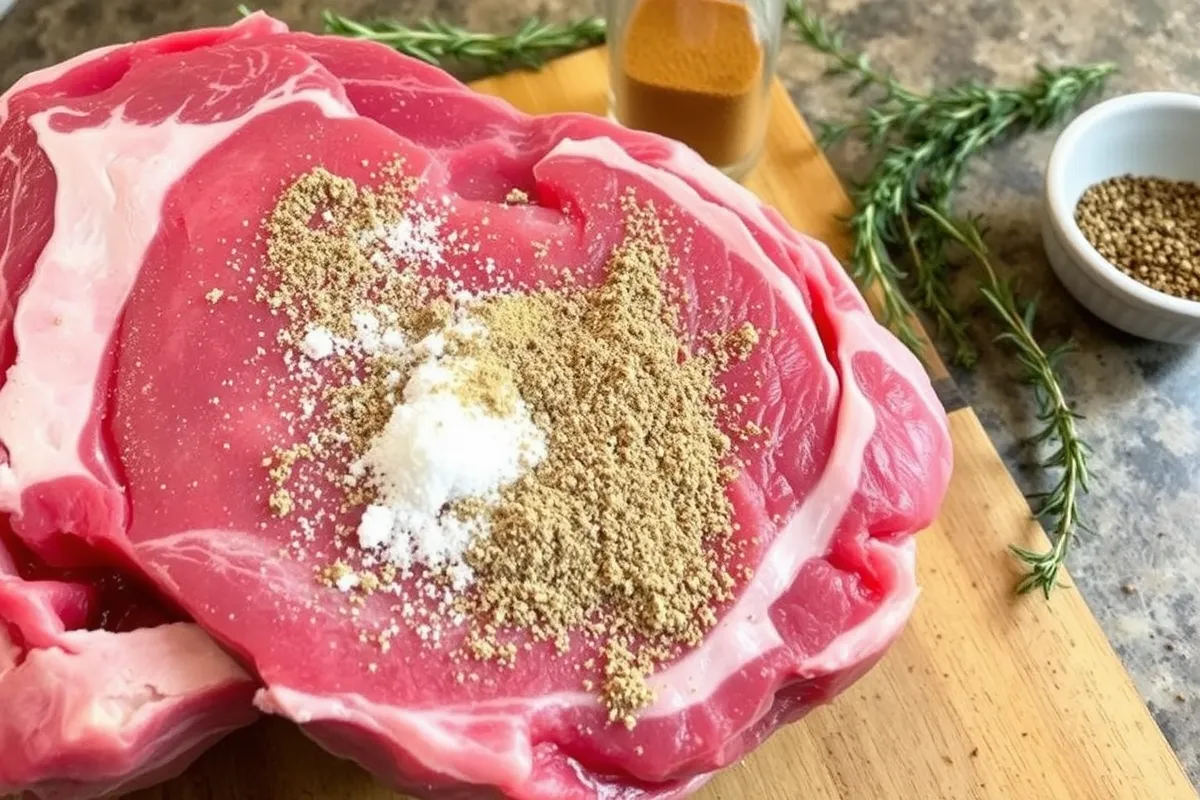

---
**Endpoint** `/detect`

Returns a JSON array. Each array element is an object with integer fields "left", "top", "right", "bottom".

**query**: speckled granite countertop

[{"left": 2, "top": 0, "right": 1198, "bottom": 785}]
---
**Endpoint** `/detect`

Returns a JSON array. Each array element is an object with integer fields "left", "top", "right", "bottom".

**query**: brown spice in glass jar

[{"left": 615, "top": 0, "right": 765, "bottom": 170}]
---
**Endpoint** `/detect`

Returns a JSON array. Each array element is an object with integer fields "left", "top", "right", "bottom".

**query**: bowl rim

[{"left": 1044, "top": 90, "right": 1200, "bottom": 320}]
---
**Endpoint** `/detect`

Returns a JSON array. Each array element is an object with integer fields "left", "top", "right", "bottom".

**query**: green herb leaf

[
  {"left": 918, "top": 206, "right": 1090, "bottom": 598},
  {"left": 317, "top": 11, "right": 606, "bottom": 76}
]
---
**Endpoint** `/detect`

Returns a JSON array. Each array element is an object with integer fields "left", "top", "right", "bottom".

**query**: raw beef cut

[
  {"left": 0, "top": 26, "right": 268, "bottom": 797},
  {"left": 0, "top": 532, "right": 258, "bottom": 799},
  {"left": 0, "top": 13, "right": 952, "bottom": 799}
]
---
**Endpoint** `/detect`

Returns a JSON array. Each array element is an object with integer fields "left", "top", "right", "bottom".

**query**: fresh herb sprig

[
  {"left": 320, "top": 11, "right": 606, "bottom": 72},
  {"left": 237, "top": 5, "right": 605, "bottom": 73},
  {"left": 781, "top": 1, "right": 1105, "bottom": 592},
  {"left": 919, "top": 207, "right": 1090, "bottom": 597},
  {"left": 784, "top": 0, "right": 1114, "bottom": 369}
]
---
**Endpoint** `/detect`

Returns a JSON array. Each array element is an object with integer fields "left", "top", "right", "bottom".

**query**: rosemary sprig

[
  {"left": 320, "top": 11, "right": 606, "bottom": 72},
  {"left": 784, "top": 2, "right": 1105, "bottom": 592},
  {"left": 919, "top": 205, "right": 1090, "bottom": 597},
  {"left": 238, "top": 5, "right": 605, "bottom": 72},
  {"left": 784, "top": 0, "right": 1114, "bottom": 368},
  {"left": 783, "top": 0, "right": 922, "bottom": 139},
  {"left": 849, "top": 71, "right": 1113, "bottom": 362}
]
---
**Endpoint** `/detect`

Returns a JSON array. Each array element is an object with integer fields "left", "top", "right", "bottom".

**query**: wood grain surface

[{"left": 135, "top": 48, "right": 1195, "bottom": 800}]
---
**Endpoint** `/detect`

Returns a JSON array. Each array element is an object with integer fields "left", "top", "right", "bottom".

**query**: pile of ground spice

[
  {"left": 252, "top": 167, "right": 752, "bottom": 727},
  {"left": 259, "top": 165, "right": 439, "bottom": 344},
  {"left": 1075, "top": 174, "right": 1200, "bottom": 302},
  {"left": 457, "top": 205, "right": 741, "bottom": 723}
]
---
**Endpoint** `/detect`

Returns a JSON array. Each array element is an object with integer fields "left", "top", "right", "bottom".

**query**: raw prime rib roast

[{"left": 0, "top": 13, "right": 952, "bottom": 800}]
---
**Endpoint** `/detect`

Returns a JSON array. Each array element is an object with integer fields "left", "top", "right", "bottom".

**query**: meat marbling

[{"left": 0, "top": 14, "right": 952, "bottom": 799}]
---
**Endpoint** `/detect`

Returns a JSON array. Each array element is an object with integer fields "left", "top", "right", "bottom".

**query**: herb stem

[
  {"left": 918, "top": 205, "right": 1090, "bottom": 597},
  {"left": 901, "top": 209, "right": 977, "bottom": 366},
  {"left": 850, "top": 204, "right": 927, "bottom": 356},
  {"left": 320, "top": 11, "right": 606, "bottom": 72},
  {"left": 784, "top": 0, "right": 919, "bottom": 103}
]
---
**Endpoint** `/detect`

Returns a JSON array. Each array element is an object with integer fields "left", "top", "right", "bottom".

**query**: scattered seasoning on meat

[
  {"left": 205, "top": 288, "right": 224, "bottom": 304},
  {"left": 462, "top": 201, "right": 741, "bottom": 723},
  {"left": 258, "top": 165, "right": 433, "bottom": 339},
  {"left": 720, "top": 321, "right": 760, "bottom": 365},
  {"left": 1075, "top": 175, "right": 1200, "bottom": 302},
  {"left": 353, "top": 331, "right": 548, "bottom": 590},
  {"left": 251, "top": 166, "right": 756, "bottom": 727},
  {"left": 268, "top": 488, "right": 294, "bottom": 517},
  {"left": 602, "top": 639, "right": 656, "bottom": 728},
  {"left": 504, "top": 188, "right": 530, "bottom": 205},
  {"left": 265, "top": 444, "right": 313, "bottom": 487}
]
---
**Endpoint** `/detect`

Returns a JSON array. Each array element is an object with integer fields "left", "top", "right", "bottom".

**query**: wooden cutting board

[{"left": 137, "top": 48, "right": 1196, "bottom": 800}]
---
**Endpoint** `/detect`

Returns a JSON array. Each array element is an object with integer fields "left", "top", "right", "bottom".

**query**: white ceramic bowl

[{"left": 1043, "top": 91, "right": 1200, "bottom": 344}]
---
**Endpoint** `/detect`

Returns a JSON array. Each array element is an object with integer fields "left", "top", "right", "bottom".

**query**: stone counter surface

[{"left": 2, "top": 0, "right": 1198, "bottom": 787}]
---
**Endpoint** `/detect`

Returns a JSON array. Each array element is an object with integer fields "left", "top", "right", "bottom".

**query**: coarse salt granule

[
  {"left": 352, "top": 332, "right": 546, "bottom": 588},
  {"left": 351, "top": 311, "right": 382, "bottom": 354},
  {"left": 360, "top": 202, "right": 447, "bottom": 268},
  {"left": 385, "top": 205, "right": 445, "bottom": 265},
  {"left": 355, "top": 504, "right": 395, "bottom": 551},
  {"left": 350, "top": 310, "right": 407, "bottom": 355},
  {"left": 381, "top": 329, "right": 407, "bottom": 351},
  {"left": 300, "top": 327, "right": 335, "bottom": 361}
]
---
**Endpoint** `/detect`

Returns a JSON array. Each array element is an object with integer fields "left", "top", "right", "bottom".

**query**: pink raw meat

[
  {"left": 0, "top": 532, "right": 259, "bottom": 800},
  {"left": 0, "top": 14, "right": 952, "bottom": 799},
  {"left": 0, "top": 24, "right": 271, "bottom": 797}
]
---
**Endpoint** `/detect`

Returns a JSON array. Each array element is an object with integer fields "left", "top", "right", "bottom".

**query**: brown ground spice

[
  {"left": 614, "top": 0, "right": 765, "bottom": 169},
  {"left": 459, "top": 205, "right": 741, "bottom": 724},
  {"left": 448, "top": 355, "right": 521, "bottom": 418},
  {"left": 260, "top": 166, "right": 432, "bottom": 339}
]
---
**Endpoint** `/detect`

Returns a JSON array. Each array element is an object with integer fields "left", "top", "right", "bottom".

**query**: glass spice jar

[{"left": 606, "top": 0, "right": 785, "bottom": 181}]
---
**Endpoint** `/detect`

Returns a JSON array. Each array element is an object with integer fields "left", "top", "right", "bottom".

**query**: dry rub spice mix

[{"left": 225, "top": 161, "right": 766, "bottom": 727}]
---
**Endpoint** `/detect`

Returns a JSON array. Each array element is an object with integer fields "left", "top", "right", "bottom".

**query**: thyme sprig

[{"left": 919, "top": 206, "right": 1091, "bottom": 597}]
